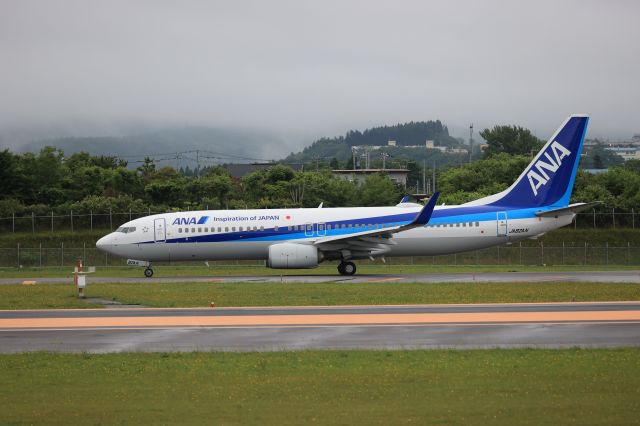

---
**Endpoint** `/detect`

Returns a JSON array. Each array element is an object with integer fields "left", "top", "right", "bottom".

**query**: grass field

[
  {"left": 1, "top": 281, "right": 639, "bottom": 309},
  {"left": 1, "top": 349, "right": 639, "bottom": 425},
  {"left": 1, "top": 263, "right": 639, "bottom": 279}
]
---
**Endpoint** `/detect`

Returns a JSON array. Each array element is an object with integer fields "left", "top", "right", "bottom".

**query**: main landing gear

[
  {"left": 144, "top": 267, "right": 154, "bottom": 278},
  {"left": 338, "top": 261, "right": 356, "bottom": 276}
]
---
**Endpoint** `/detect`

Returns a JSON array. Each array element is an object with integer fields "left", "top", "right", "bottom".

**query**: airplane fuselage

[{"left": 97, "top": 204, "right": 572, "bottom": 262}]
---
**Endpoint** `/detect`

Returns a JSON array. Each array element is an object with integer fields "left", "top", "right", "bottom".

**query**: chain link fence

[
  {"left": 0, "top": 208, "right": 638, "bottom": 234},
  {"left": 1, "top": 242, "right": 638, "bottom": 268}
]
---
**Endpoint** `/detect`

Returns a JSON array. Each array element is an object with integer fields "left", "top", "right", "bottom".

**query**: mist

[{"left": 1, "top": 0, "right": 639, "bottom": 151}]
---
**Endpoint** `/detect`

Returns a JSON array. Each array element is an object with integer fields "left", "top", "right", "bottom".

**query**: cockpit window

[{"left": 116, "top": 226, "right": 136, "bottom": 233}]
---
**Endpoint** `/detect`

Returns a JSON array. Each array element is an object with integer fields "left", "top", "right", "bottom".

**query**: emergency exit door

[
  {"left": 154, "top": 218, "right": 166, "bottom": 242},
  {"left": 497, "top": 212, "right": 508, "bottom": 237}
]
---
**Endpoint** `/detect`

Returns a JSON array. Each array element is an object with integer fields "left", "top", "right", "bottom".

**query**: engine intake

[{"left": 267, "top": 243, "right": 319, "bottom": 269}]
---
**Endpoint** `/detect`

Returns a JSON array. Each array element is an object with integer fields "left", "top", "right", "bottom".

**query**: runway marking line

[
  {"left": 1, "top": 300, "right": 640, "bottom": 313},
  {"left": 2, "top": 320, "right": 640, "bottom": 333},
  {"left": 2, "top": 311, "right": 640, "bottom": 329}
]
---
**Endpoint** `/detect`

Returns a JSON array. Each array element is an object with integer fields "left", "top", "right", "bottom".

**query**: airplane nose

[{"left": 96, "top": 234, "right": 111, "bottom": 252}]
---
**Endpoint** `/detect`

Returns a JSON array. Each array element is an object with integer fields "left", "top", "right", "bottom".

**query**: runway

[
  {"left": 1, "top": 270, "right": 639, "bottom": 285},
  {"left": 1, "top": 302, "right": 639, "bottom": 352}
]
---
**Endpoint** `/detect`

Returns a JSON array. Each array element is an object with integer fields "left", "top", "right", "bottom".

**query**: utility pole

[
  {"left": 381, "top": 152, "right": 389, "bottom": 169},
  {"left": 422, "top": 159, "right": 426, "bottom": 195},
  {"left": 469, "top": 123, "right": 474, "bottom": 163},
  {"left": 432, "top": 160, "right": 436, "bottom": 193},
  {"left": 351, "top": 147, "right": 357, "bottom": 170}
]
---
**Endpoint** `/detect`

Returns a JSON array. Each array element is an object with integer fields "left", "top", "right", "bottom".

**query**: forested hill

[{"left": 285, "top": 120, "right": 462, "bottom": 163}]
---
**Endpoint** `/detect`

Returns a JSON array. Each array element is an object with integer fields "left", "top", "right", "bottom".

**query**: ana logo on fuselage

[
  {"left": 172, "top": 216, "right": 209, "bottom": 225},
  {"left": 527, "top": 141, "right": 571, "bottom": 196}
]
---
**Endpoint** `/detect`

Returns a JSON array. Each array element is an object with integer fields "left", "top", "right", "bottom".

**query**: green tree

[
  {"left": 358, "top": 174, "right": 403, "bottom": 206},
  {"left": 480, "top": 125, "right": 543, "bottom": 157}
]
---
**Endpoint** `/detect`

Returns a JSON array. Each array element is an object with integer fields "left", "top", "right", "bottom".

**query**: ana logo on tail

[{"left": 527, "top": 141, "right": 572, "bottom": 196}]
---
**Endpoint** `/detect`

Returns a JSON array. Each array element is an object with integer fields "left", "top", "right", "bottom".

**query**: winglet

[
  {"left": 410, "top": 192, "right": 439, "bottom": 225},
  {"left": 399, "top": 195, "right": 411, "bottom": 203}
]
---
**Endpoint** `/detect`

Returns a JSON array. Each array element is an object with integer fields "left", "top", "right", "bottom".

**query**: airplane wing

[
  {"left": 535, "top": 201, "right": 601, "bottom": 217},
  {"left": 313, "top": 193, "right": 439, "bottom": 258}
]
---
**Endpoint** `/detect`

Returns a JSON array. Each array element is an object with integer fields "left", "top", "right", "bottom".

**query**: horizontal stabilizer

[{"left": 535, "top": 201, "right": 601, "bottom": 217}]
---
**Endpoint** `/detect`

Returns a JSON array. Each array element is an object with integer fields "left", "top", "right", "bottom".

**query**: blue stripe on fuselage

[{"left": 140, "top": 204, "right": 553, "bottom": 245}]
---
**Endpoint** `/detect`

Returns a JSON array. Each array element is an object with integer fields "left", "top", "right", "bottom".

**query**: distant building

[
  {"left": 332, "top": 168, "right": 409, "bottom": 186},
  {"left": 387, "top": 140, "right": 397, "bottom": 147}
]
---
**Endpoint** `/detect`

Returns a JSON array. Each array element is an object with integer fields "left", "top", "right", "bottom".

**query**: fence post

[
  {"left": 633, "top": 208, "right": 635, "bottom": 229},
  {"left": 606, "top": 242, "right": 609, "bottom": 265},
  {"left": 39, "top": 243, "right": 42, "bottom": 268},
  {"left": 129, "top": 208, "right": 132, "bottom": 221},
  {"left": 541, "top": 242, "right": 544, "bottom": 265},
  {"left": 12, "top": 212, "right": 15, "bottom": 233},
  {"left": 519, "top": 242, "right": 522, "bottom": 265},
  {"left": 628, "top": 242, "right": 631, "bottom": 265},
  {"left": 61, "top": 242, "right": 64, "bottom": 267},
  {"left": 148, "top": 207, "right": 151, "bottom": 216},
  {"left": 612, "top": 208, "right": 615, "bottom": 229},
  {"left": 70, "top": 210, "right": 73, "bottom": 233},
  {"left": 574, "top": 215, "right": 577, "bottom": 229},
  {"left": 584, "top": 242, "right": 587, "bottom": 265},
  {"left": 90, "top": 210, "right": 93, "bottom": 231},
  {"left": 83, "top": 242, "right": 86, "bottom": 264},
  {"left": 109, "top": 208, "right": 113, "bottom": 230},
  {"left": 17, "top": 243, "right": 20, "bottom": 267},
  {"left": 562, "top": 241, "right": 565, "bottom": 265},
  {"left": 51, "top": 211, "right": 54, "bottom": 232},
  {"left": 593, "top": 209, "right": 596, "bottom": 228},
  {"left": 497, "top": 246, "right": 500, "bottom": 265},
  {"left": 31, "top": 212, "right": 35, "bottom": 233}
]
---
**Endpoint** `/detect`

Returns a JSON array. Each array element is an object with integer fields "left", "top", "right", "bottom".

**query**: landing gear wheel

[
  {"left": 144, "top": 267, "right": 154, "bottom": 278},
  {"left": 338, "top": 261, "right": 356, "bottom": 276}
]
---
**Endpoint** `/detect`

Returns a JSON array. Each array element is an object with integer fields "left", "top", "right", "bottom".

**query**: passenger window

[
  {"left": 185, "top": 228, "right": 189, "bottom": 233},
  {"left": 274, "top": 226, "right": 279, "bottom": 232},
  {"left": 475, "top": 222, "right": 480, "bottom": 227},
  {"left": 462, "top": 223, "right": 466, "bottom": 227},
  {"left": 178, "top": 228, "right": 182, "bottom": 233},
  {"left": 239, "top": 226, "right": 243, "bottom": 231},
  {"left": 225, "top": 227, "right": 229, "bottom": 232},
  {"left": 287, "top": 226, "right": 291, "bottom": 231},
  {"left": 232, "top": 227, "right": 236, "bottom": 232},
  {"left": 260, "top": 226, "right": 264, "bottom": 231},
  {"left": 217, "top": 227, "right": 221, "bottom": 232},
  {"left": 198, "top": 227, "right": 202, "bottom": 232}
]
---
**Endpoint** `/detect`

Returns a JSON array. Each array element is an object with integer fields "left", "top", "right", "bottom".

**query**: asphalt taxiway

[
  {"left": 1, "top": 302, "right": 639, "bottom": 353},
  {"left": 1, "top": 270, "right": 639, "bottom": 285}
]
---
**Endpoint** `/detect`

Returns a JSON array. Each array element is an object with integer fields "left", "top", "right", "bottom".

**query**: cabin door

[
  {"left": 154, "top": 218, "right": 166, "bottom": 242},
  {"left": 496, "top": 212, "right": 508, "bottom": 237}
]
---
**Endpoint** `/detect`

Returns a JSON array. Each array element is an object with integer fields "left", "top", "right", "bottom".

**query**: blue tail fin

[{"left": 466, "top": 115, "right": 589, "bottom": 208}]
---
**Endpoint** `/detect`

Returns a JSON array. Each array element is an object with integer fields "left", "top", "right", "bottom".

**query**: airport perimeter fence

[
  {"left": 1, "top": 242, "right": 639, "bottom": 268},
  {"left": 0, "top": 207, "right": 639, "bottom": 234}
]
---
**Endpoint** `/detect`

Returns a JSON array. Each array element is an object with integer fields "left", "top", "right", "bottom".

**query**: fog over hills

[{"left": 2, "top": 124, "right": 301, "bottom": 168}]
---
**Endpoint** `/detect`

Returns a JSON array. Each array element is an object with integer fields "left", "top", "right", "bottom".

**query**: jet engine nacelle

[{"left": 267, "top": 243, "right": 319, "bottom": 269}]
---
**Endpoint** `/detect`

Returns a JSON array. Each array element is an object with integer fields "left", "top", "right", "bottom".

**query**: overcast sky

[{"left": 1, "top": 0, "right": 638, "bottom": 147}]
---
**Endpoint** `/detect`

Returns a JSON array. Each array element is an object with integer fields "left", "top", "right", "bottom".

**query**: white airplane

[{"left": 97, "top": 115, "right": 597, "bottom": 277}]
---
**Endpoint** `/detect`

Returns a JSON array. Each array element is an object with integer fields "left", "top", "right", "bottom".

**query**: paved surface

[
  {"left": 1, "top": 270, "right": 639, "bottom": 285},
  {"left": 1, "top": 302, "right": 639, "bottom": 352}
]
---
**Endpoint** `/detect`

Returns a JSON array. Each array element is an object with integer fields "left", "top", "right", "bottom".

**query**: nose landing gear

[
  {"left": 144, "top": 267, "right": 154, "bottom": 278},
  {"left": 337, "top": 261, "right": 356, "bottom": 276}
]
